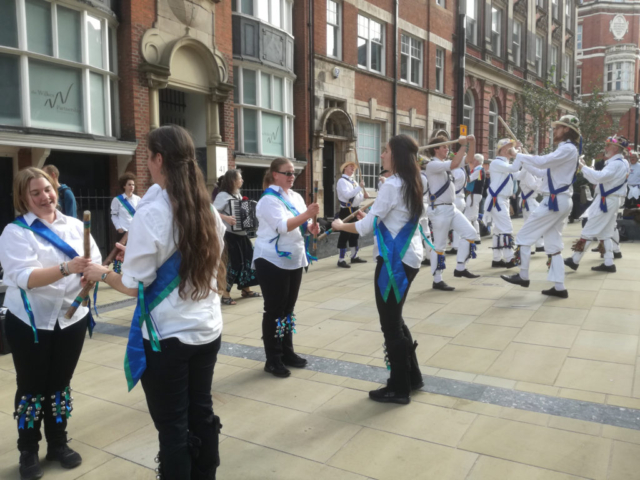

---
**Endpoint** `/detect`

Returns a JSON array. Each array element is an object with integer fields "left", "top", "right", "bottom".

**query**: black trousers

[
  {"left": 374, "top": 258, "right": 422, "bottom": 394},
  {"left": 625, "top": 195, "right": 639, "bottom": 209},
  {"left": 254, "top": 258, "right": 303, "bottom": 361},
  {"left": 5, "top": 310, "right": 88, "bottom": 453},
  {"left": 337, "top": 207, "right": 359, "bottom": 249},
  {"left": 141, "top": 335, "right": 222, "bottom": 480}
]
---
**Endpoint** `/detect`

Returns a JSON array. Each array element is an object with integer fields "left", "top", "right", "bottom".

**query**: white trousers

[
  {"left": 452, "top": 193, "right": 467, "bottom": 249},
  {"left": 522, "top": 198, "right": 544, "bottom": 248},
  {"left": 427, "top": 204, "right": 479, "bottom": 276},
  {"left": 516, "top": 194, "right": 572, "bottom": 283},
  {"left": 465, "top": 193, "right": 483, "bottom": 235}
]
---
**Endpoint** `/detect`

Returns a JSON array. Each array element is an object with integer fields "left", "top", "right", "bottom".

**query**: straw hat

[
  {"left": 496, "top": 138, "right": 516, "bottom": 155},
  {"left": 551, "top": 115, "right": 581, "bottom": 135},
  {"left": 339, "top": 161, "right": 358, "bottom": 173},
  {"left": 605, "top": 135, "right": 630, "bottom": 151}
]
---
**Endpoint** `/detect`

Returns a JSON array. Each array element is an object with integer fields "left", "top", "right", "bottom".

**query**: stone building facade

[{"left": 577, "top": 1, "right": 640, "bottom": 148}]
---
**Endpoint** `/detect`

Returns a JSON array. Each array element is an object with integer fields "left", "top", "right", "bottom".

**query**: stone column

[{"left": 146, "top": 73, "right": 168, "bottom": 131}]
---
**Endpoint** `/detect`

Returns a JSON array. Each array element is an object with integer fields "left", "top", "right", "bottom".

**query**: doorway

[{"left": 323, "top": 141, "right": 335, "bottom": 217}]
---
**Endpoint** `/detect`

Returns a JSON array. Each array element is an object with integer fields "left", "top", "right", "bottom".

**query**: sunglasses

[{"left": 276, "top": 171, "right": 296, "bottom": 177}]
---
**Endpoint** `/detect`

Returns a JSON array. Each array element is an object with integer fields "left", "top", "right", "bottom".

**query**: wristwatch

[{"left": 100, "top": 271, "right": 111, "bottom": 282}]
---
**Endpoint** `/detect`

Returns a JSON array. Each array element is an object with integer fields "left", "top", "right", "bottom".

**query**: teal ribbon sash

[
  {"left": 117, "top": 194, "right": 136, "bottom": 217},
  {"left": 124, "top": 251, "right": 180, "bottom": 391}
]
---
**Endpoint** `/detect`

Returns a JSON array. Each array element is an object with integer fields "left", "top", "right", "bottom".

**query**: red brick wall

[{"left": 215, "top": 0, "right": 236, "bottom": 168}]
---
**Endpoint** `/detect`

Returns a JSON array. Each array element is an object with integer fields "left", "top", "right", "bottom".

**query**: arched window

[
  {"left": 488, "top": 99, "right": 498, "bottom": 158},
  {"left": 463, "top": 91, "right": 475, "bottom": 135}
]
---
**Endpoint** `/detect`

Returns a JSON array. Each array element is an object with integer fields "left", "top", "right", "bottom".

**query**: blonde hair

[
  {"left": 262, "top": 158, "right": 293, "bottom": 190},
  {"left": 13, "top": 167, "right": 56, "bottom": 215}
]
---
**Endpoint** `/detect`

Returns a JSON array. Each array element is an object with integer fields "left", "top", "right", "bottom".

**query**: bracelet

[
  {"left": 101, "top": 271, "right": 110, "bottom": 282},
  {"left": 64, "top": 262, "right": 71, "bottom": 275},
  {"left": 59, "top": 263, "right": 69, "bottom": 277}
]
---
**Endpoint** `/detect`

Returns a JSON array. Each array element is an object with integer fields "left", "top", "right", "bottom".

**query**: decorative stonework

[
  {"left": 514, "top": 0, "right": 527, "bottom": 18},
  {"left": 610, "top": 15, "right": 629, "bottom": 42}
]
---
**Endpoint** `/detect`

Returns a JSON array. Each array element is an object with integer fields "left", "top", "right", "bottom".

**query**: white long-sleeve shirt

[
  {"left": 425, "top": 157, "right": 465, "bottom": 205},
  {"left": 121, "top": 184, "right": 225, "bottom": 345},
  {"left": 628, "top": 163, "right": 640, "bottom": 186},
  {"left": 517, "top": 168, "right": 543, "bottom": 196},
  {"left": 110, "top": 194, "right": 141, "bottom": 231},
  {"left": 337, "top": 175, "right": 364, "bottom": 208},
  {"left": 515, "top": 140, "right": 578, "bottom": 196},
  {"left": 581, "top": 154, "right": 629, "bottom": 198},
  {"left": 252, "top": 185, "right": 310, "bottom": 270},
  {"left": 355, "top": 175, "right": 426, "bottom": 269},
  {"left": 452, "top": 168, "right": 467, "bottom": 194},
  {"left": 488, "top": 156, "right": 522, "bottom": 197},
  {"left": 0, "top": 211, "right": 102, "bottom": 330}
]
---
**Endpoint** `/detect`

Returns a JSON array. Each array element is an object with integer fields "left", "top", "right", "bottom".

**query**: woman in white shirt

[
  {"left": 0, "top": 167, "right": 100, "bottom": 479},
  {"left": 253, "top": 158, "right": 320, "bottom": 378},
  {"left": 84, "top": 125, "right": 226, "bottom": 480},
  {"left": 335, "top": 161, "right": 369, "bottom": 267},
  {"left": 213, "top": 169, "right": 260, "bottom": 305},
  {"left": 332, "top": 134, "right": 425, "bottom": 405},
  {"left": 109, "top": 172, "right": 140, "bottom": 273}
]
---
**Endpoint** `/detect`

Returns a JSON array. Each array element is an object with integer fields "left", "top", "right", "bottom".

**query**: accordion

[{"left": 228, "top": 198, "right": 259, "bottom": 232}]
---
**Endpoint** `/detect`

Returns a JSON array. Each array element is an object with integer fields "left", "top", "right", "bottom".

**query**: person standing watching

[{"left": 43, "top": 165, "right": 77, "bottom": 219}]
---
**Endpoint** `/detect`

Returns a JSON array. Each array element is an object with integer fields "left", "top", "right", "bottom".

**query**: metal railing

[{"left": 75, "top": 190, "right": 114, "bottom": 259}]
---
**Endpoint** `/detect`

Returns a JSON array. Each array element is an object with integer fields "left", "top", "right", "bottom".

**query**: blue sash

[
  {"left": 598, "top": 183, "right": 626, "bottom": 213},
  {"left": 124, "top": 251, "right": 180, "bottom": 391},
  {"left": 12, "top": 216, "right": 96, "bottom": 342},
  {"left": 547, "top": 168, "right": 571, "bottom": 211},
  {"left": 117, "top": 194, "right": 136, "bottom": 217},
  {"left": 428, "top": 177, "right": 451, "bottom": 209},
  {"left": 374, "top": 217, "right": 418, "bottom": 303},
  {"left": 262, "top": 188, "right": 317, "bottom": 265},
  {"left": 521, "top": 190, "right": 535, "bottom": 211},
  {"left": 486, "top": 174, "right": 512, "bottom": 212}
]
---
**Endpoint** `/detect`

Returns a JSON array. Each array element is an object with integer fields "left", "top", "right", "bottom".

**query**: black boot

[
  {"left": 564, "top": 258, "right": 579, "bottom": 271},
  {"left": 19, "top": 451, "right": 43, "bottom": 480},
  {"left": 402, "top": 330, "right": 424, "bottom": 390},
  {"left": 369, "top": 386, "right": 411, "bottom": 405},
  {"left": 614, "top": 251, "right": 622, "bottom": 259},
  {"left": 282, "top": 352, "right": 308, "bottom": 368},
  {"left": 501, "top": 274, "right": 530, "bottom": 287},
  {"left": 491, "top": 260, "right": 507, "bottom": 268},
  {"left": 591, "top": 263, "right": 616, "bottom": 273},
  {"left": 46, "top": 444, "right": 82, "bottom": 469},
  {"left": 264, "top": 358, "right": 291, "bottom": 378}
]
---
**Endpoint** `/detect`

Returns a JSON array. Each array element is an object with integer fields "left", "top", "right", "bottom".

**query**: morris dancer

[
  {"left": 336, "top": 161, "right": 369, "bottom": 267},
  {"left": 420, "top": 159, "right": 432, "bottom": 266},
  {"left": 332, "top": 134, "right": 425, "bottom": 405},
  {"left": 253, "top": 158, "right": 320, "bottom": 378},
  {"left": 85, "top": 125, "right": 226, "bottom": 480},
  {"left": 516, "top": 165, "right": 545, "bottom": 253},
  {"left": 485, "top": 139, "right": 523, "bottom": 268},
  {"left": 0, "top": 167, "right": 100, "bottom": 480},
  {"left": 110, "top": 172, "right": 140, "bottom": 273},
  {"left": 465, "top": 154, "right": 486, "bottom": 240},
  {"left": 625, "top": 151, "right": 640, "bottom": 209},
  {"left": 565, "top": 136, "right": 630, "bottom": 273},
  {"left": 448, "top": 160, "right": 470, "bottom": 255},
  {"left": 425, "top": 135, "right": 480, "bottom": 291},
  {"left": 502, "top": 115, "right": 581, "bottom": 298}
]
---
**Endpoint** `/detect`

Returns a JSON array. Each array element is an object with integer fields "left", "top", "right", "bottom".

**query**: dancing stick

[
  {"left": 103, "top": 232, "right": 128, "bottom": 266},
  {"left": 317, "top": 199, "right": 375, "bottom": 241},
  {"left": 65, "top": 281, "right": 95, "bottom": 319},
  {"left": 313, "top": 180, "right": 319, "bottom": 251},
  {"left": 81, "top": 212, "right": 92, "bottom": 307},
  {"left": 498, "top": 116, "right": 529, "bottom": 154},
  {"left": 417, "top": 137, "right": 466, "bottom": 153}
]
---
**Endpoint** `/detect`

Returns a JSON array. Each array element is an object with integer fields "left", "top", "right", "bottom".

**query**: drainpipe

[
  {"left": 308, "top": 0, "right": 315, "bottom": 203},
  {"left": 426, "top": 0, "right": 431, "bottom": 133},
  {"left": 455, "top": 0, "right": 467, "bottom": 137},
  {"left": 393, "top": 0, "right": 399, "bottom": 136}
]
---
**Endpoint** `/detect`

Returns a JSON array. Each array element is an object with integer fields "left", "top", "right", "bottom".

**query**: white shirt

[
  {"left": 110, "top": 194, "right": 141, "bottom": 231},
  {"left": 121, "top": 184, "right": 225, "bottom": 345},
  {"left": 0, "top": 211, "right": 102, "bottom": 330},
  {"left": 517, "top": 168, "right": 542, "bottom": 196},
  {"left": 488, "top": 156, "right": 522, "bottom": 197},
  {"left": 425, "top": 157, "right": 465, "bottom": 205},
  {"left": 581, "top": 154, "right": 629, "bottom": 198},
  {"left": 253, "top": 185, "right": 310, "bottom": 270},
  {"left": 452, "top": 168, "right": 467, "bottom": 195},
  {"left": 515, "top": 140, "right": 578, "bottom": 197},
  {"left": 628, "top": 162, "right": 640, "bottom": 186},
  {"left": 337, "top": 175, "right": 364, "bottom": 208},
  {"left": 213, "top": 191, "right": 247, "bottom": 236},
  {"left": 355, "top": 175, "right": 425, "bottom": 269},
  {"left": 469, "top": 165, "right": 483, "bottom": 182}
]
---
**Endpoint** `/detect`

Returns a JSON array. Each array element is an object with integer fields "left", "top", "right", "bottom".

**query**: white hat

[{"left": 496, "top": 138, "right": 516, "bottom": 154}]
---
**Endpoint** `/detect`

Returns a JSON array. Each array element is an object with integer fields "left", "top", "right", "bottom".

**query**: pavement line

[{"left": 93, "top": 321, "right": 640, "bottom": 432}]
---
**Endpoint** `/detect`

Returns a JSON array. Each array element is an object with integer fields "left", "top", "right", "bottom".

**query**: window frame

[
  {"left": 463, "top": 91, "right": 475, "bottom": 135},
  {"left": 551, "top": 0, "right": 559, "bottom": 19},
  {"left": 575, "top": 67, "right": 581, "bottom": 96},
  {"left": 400, "top": 33, "right": 423, "bottom": 87},
  {"left": 512, "top": 20, "right": 522, "bottom": 67},
  {"left": 326, "top": 0, "right": 341, "bottom": 59},
  {"left": 356, "top": 120, "right": 382, "bottom": 189},
  {"left": 232, "top": 0, "right": 293, "bottom": 34},
  {"left": 0, "top": 0, "right": 118, "bottom": 136},
  {"left": 466, "top": 0, "right": 477, "bottom": 45},
  {"left": 563, "top": 53, "right": 570, "bottom": 89},
  {"left": 488, "top": 99, "right": 498, "bottom": 159},
  {"left": 435, "top": 47, "right": 444, "bottom": 92},
  {"left": 550, "top": 45, "right": 558, "bottom": 83},
  {"left": 491, "top": 7, "right": 502, "bottom": 57},
  {"left": 605, "top": 61, "right": 634, "bottom": 92},
  {"left": 535, "top": 35, "right": 544, "bottom": 77},
  {"left": 357, "top": 13, "right": 385, "bottom": 74},
  {"left": 565, "top": 0, "right": 572, "bottom": 27},
  {"left": 436, "top": 0, "right": 445, "bottom": 7},
  {"left": 577, "top": 24, "right": 582, "bottom": 50}
]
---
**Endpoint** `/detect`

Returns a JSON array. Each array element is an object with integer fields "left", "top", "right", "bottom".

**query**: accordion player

[{"left": 227, "top": 197, "right": 259, "bottom": 232}]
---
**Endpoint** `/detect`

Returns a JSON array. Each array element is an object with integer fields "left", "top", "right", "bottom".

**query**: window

[
  {"left": 550, "top": 45, "right": 558, "bottom": 83},
  {"left": 488, "top": 99, "right": 498, "bottom": 158},
  {"left": 433, "top": 121, "right": 447, "bottom": 136},
  {"left": 435, "top": 48, "right": 444, "bottom": 92},
  {"left": 233, "top": 66, "right": 294, "bottom": 158},
  {"left": 552, "top": 0, "right": 559, "bottom": 19},
  {"left": 565, "top": 0, "right": 572, "bottom": 27},
  {"left": 436, "top": 0, "right": 445, "bottom": 7},
  {"left": 358, "top": 14, "right": 384, "bottom": 73},
  {"left": 510, "top": 105, "right": 520, "bottom": 137},
  {"left": 577, "top": 24, "right": 582, "bottom": 49},
  {"left": 401, "top": 34, "right": 422, "bottom": 86},
  {"left": 357, "top": 121, "right": 382, "bottom": 188},
  {"left": 491, "top": 8, "right": 502, "bottom": 56},
  {"left": 563, "top": 54, "right": 571, "bottom": 89},
  {"left": 512, "top": 21, "right": 522, "bottom": 67},
  {"left": 233, "top": 0, "right": 293, "bottom": 34},
  {"left": 606, "top": 62, "right": 634, "bottom": 92},
  {"left": 535, "top": 35, "right": 543, "bottom": 76},
  {"left": 0, "top": 0, "right": 118, "bottom": 136},
  {"left": 575, "top": 68, "right": 581, "bottom": 96},
  {"left": 327, "top": 1, "right": 341, "bottom": 58},
  {"left": 400, "top": 126, "right": 421, "bottom": 143},
  {"left": 537, "top": 0, "right": 544, "bottom": 8},
  {"left": 466, "top": 0, "right": 477, "bottom": 45},
  {"left": 463, "top": 91, "right": 474, "bottom": 135}
]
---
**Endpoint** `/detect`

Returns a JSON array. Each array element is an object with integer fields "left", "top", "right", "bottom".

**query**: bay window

[
  {"left": 606, "top": 62, "right": 634, "bottom": 92},
  {"left": 232, "top": 0, "right": 293, "bottom": 34}
]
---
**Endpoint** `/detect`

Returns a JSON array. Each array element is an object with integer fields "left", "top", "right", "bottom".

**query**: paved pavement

[{"left": 1, "top": 218, "right": 640, "bottom": 479}]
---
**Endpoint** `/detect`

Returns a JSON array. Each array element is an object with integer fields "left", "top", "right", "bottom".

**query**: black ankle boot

[
  {"left": 264, "top": 359, "right": 291, "bottom": 378},
  {"left": 19, "top": 451, "right": 43, "bottom": 480},
  {"left": 46, "top": 444, "right": 82, "bottom": 469},
  {"left": 369, "top": 387, "right": 410, "bottom": 405}
]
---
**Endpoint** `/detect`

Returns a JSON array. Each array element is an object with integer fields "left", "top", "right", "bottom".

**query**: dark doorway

[
  {"left": 323, "top": 142, "right": 335, "bottom": 218},
  {"left": 0, "top": 158, "right": 13, "bottom": 234}
]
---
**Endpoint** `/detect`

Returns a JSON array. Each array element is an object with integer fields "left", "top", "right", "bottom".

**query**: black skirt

[{"left": 224, "top": 232, "right": 259, "bottom": 291}]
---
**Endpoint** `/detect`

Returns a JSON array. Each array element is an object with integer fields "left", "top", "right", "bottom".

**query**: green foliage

[{"left": 575, "top": 84, "right": 618, "bottom": 165}]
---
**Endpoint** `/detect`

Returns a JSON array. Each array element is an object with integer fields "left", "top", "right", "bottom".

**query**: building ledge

[
  {"left": 234, "top": 152, "right": 307, "bottom": 170},
  {"left": 0, "top": 129, "right": 138, "bottom": 155}
]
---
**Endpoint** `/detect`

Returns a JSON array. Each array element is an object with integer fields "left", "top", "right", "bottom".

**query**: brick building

[
  {"left": 460, "top": 0, "right": 579, "bottom": 158},
  {"left": 577, "top": 0, "right": 640, "bottom": 148}
]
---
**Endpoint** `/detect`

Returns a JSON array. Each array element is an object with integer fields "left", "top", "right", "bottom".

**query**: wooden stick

[
  {"left": 103, "top": 232, "right": 128, "bottom": 266},
  {"left": 313, "top": 180, "right": 319, "bottom": 251},
  {"left": 317, "top": 199, "right": 375, "bottom": 241},
  {"left": 498, "top": 116, "right": 529, "bottom": 154},
  {"left": 65, "top": 282, "right": 95, "bottom": 319},
  {"left": 417, "top": 137, "right": 466, "bottom": 153},
  {"left": 81, "top": 211, "right": 92, "bottom": 307}
]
